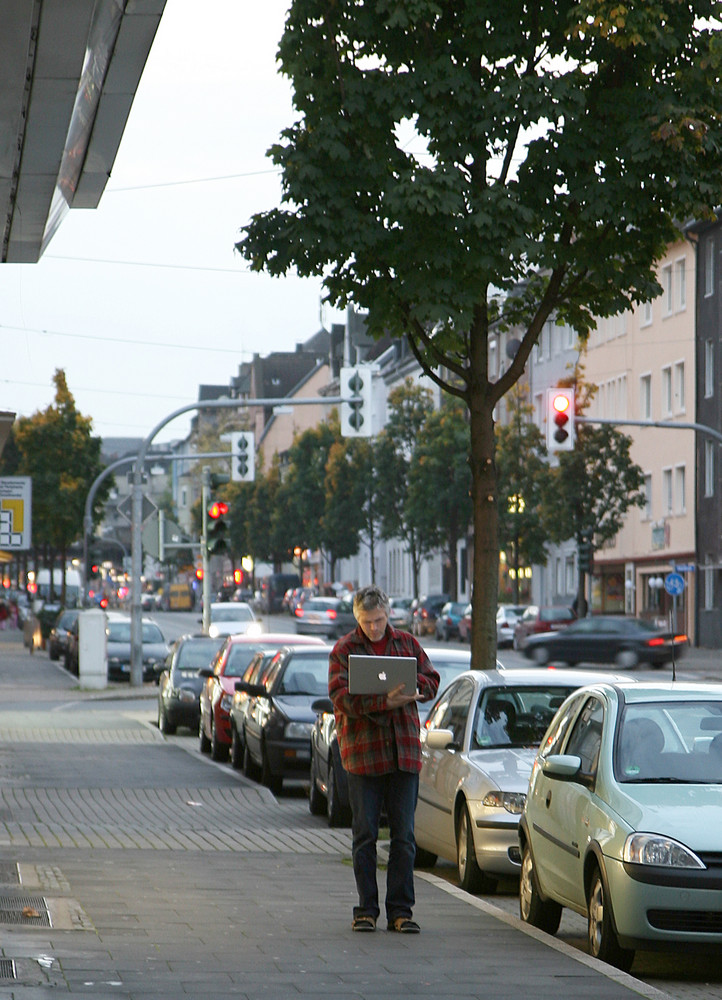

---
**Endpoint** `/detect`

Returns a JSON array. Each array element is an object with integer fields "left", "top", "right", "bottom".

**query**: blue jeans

[{"left": 345, "top": 768, "right": 419, "bottom": 922}]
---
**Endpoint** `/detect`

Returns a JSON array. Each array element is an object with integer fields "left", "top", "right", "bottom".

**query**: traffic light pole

[
  {"left": 201, "top": 467, "right": 211, "bottom": 635},
  {"left": 129, "top": 396, "right": 342, "bottom": 686}
]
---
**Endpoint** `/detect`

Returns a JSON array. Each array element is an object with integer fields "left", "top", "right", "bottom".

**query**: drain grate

[
  {"left": 0, "top": 959, "right": 15, "bottom": 979},
  {"left": 0, "top": 863, "right": 19, "bottom": 885},
  {"left": 0, "top": 895, "right": 50, "bottom": 927}
]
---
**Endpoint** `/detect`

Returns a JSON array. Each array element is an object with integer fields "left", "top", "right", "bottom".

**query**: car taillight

[
  {"left": 325, "top": 609, "right": 337, "bottom": 620},
  {"left": 295, "top": 608, "right": 304, "bottom": 618},
  {"left": 647, "top": 637, "right": 664, "bottom": 647}
]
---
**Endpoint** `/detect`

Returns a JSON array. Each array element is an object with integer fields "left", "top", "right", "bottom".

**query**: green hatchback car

[{"left": 519, "top": 681, "right": 722, "bottom": 972}]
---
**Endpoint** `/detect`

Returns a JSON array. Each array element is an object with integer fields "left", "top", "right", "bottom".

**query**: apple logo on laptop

[{"left": 378, "top": 671, "right": 387, "bottom": 681}]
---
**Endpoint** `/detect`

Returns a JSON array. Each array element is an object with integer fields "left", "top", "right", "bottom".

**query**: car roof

[
  {"left": 223, "top": 632, "right": 326, "bottom": 646},
  {"left": 445, "top": 667, "right": 633, "bottom": 690},
  {"left": 597, "top": 680, "right": 722, "bottom": 704}
]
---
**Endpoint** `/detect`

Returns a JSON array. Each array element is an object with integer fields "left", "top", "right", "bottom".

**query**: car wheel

[
  {"left": 519, "top": 842, "right": 562, "bottom": 934},
  {"left": 243, "top": 743, "right": 261, "bottom": 781},
  {"left": 198, "top": 716, "right": 211, "bottom": 754},
  {"left": 456, "top": 803, "right": 497, "bottom": 894},
  {"left": 587, "top": 865, "right": 635, "bottom": 971},
  {"left": 531, "top": 646, "right": 550, "bottom": 666},
  {"left": 230, "top": 726, "right": 243, "bottom": 770},
  {"left": 48, "top": 642, "right": 59, "bottom": 661},
  {"left": 210, "top": 718, "right": 228, "bottom": 762},
  {"left": 261, "top": 744, "right": 283, "bottom": 795},
  {"left": 327, "top": 756, "right": 352, "bottom": 827},
  {"left": 158, "top": 701, "right": 176, "bottom": 736},
  {"left": 308, "top": 754, "right": 326, "bottom": 816},
  {"left": 414, "top": 844, "right": 438, "bottom": 868},
  {"left": 615, "top": 649, "right": 639, "bottom": 669}
]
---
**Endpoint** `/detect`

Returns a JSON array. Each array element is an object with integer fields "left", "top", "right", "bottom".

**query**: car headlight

[
  {"left": 220, "top": 694, "right": 233, "bottom": 712},
  {"left": 208, "top": 625, "right": 220, "bottom": 638},
  {"left": 246, "top": 622, "right": 263, "bottom": 637},
  {"left": 623, "top": 833, "right": 705, "bottom": 868},
  {"left": 284, "top": 721, "right": 313, "bottom": 739},
  {"left": 482, "top": 790, "right": 526, "bottom": 814}
]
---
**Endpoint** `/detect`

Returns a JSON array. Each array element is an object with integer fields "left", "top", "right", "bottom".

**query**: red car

[
  {"left": 198, "top": 633, "right": 325, "bottom": 761},
  {"left": 512, "top": 605, "right": 576, "bottom": 651}
]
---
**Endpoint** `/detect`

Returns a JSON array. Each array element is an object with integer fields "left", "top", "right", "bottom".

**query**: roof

[{"left": 1, "top": 0, "right": 167, "bottom": 263}]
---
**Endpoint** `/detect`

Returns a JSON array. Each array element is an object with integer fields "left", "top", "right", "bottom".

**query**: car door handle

[{"left": 545, "top": 791, "right": 552, "bottom": 808}]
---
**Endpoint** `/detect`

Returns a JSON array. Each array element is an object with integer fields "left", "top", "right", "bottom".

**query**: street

[{"left": 0, "top": 614, "right": 721, "bottom": 997}]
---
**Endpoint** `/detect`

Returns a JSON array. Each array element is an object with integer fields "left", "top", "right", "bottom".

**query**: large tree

[{"left": 237, "top": 1, "right": 722, "bottom": 667}]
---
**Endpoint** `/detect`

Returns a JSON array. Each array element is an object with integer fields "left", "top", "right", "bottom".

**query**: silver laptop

[{"left": 347, "top": 654, "right": 418, "bottom": 695}]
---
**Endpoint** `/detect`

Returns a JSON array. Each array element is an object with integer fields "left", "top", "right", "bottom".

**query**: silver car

[
  {"left": 415, "top": 667, "right": 627, "bottom": 893},
  {"left": 519, "top": 680, "right": 722, "bottom": 972}
]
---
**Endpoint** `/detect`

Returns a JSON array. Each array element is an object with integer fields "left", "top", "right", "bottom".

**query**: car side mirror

[
  {"left": 197, "top": 668, "right": 213, "bottom": 678},
  {"left": 311, "top": 697, "right": 334, "bottom": 715},
  {"left": 425, "top": 728, "right": 457, "bottom": 751},
  {"left": 541, "top": 754, "right": 582, "bottom": 780},
  {"left": 238, "top": 682, "right": 265, "bottom": 697}
]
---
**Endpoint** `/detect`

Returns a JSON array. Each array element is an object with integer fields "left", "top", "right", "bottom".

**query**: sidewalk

[{"left": 0, "top": 626, "right": 680, "bottom": 998}]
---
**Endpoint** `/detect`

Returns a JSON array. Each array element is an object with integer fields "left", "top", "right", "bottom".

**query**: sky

[{"left": 0, "top": 0, "right": 340, "bottom": 446}]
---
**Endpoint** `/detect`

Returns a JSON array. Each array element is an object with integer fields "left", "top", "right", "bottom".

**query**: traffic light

[
  {"left": 340, "top": 365, "right": 374, "bottom": 437},
  {"left": 579, "top": 534, "right": 594, "bottom": 574},
  {"left": 207, "top": 500, "right": 229, "bottom": 556},
  {"left": 229, "top": 431, "right": 255, "bottom": 482},
  {"left": 546, "top": 388, "right": 575, "bottom": 452}
]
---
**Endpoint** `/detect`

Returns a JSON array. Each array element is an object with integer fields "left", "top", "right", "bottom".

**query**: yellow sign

[{"left": 0, "top": 477, "right": 32, "bottom": 550}]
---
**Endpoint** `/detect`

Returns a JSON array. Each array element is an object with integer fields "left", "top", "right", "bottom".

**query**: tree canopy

[{"left": 237, "top": 1, "right": 722, "bottom": 667}]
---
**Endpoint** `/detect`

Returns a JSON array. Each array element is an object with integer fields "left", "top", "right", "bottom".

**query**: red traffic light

[
  {"left": 552, "top": 393, "right": 571, "bottom": 416},
  {"left": 208, "top": 501, "right": 229, "bottom": 519}
]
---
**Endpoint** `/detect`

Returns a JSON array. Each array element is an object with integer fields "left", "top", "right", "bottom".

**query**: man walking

[{"left": 329, "top": 585, "right": 439, "bottom": 933}]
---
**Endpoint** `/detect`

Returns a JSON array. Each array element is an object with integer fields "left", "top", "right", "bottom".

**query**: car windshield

[
  {"left": 176, "top": 639, "right": 223, "bottom": 670},
  {"left": 616, "top": 700, "right": 722, "bottom": 784},
  {"left": 277, "top": 654, "right": 330, "bottom": 695},
  {"left": 471, "top": 686, "right": 577, "bottom": 749},
  {"left": 107, "top": 622, "right": 164, "bottom": 644},
  {"left": 211, "top": 605, "right": 254, "bottom": 622},
  {"left": 224, "top": 644, "right": 269, "bottom": 677}
]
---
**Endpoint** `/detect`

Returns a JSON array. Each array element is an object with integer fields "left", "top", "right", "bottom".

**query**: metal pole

[{"left": 201, "top": 467, "right": 211, "bottom": 634}]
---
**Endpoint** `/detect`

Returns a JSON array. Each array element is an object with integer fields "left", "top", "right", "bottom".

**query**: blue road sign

[{"left": 665, "top": 572, "right": 685, "bottom": 596}]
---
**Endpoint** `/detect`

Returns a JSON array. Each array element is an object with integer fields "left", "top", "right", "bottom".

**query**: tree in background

[
  {"left": 238, "top": 0, "right": 722, "bottom": 668},
  {"left": 406, "top": 399, "right": 472, "bottom": 600},
  {"left": 375, "top": 379, "right": 435, "bottom": 598},
  {"left": 542, "top": 378, "right": 645, "bottom": 615},
  {"left": 322, "top": 436, "right": 371, "bottom": 582},
  {"left": 13, "top": 370, "right": 109, "bottom": 605},
  {"left": 495, "top": 385, "right": 551, "bottom": 604}
]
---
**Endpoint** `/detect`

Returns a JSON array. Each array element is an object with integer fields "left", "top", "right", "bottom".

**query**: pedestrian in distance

[{"left": 329, "top": 584, "right": 440, "bottom": 934}]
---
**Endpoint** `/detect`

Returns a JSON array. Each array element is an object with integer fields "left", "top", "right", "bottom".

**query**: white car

[
  {"left": 415, "top": 667, "right": 630, "bottom": 893},
  {"left": 207, "top": 602, "right": 262, "bottom": 639}
]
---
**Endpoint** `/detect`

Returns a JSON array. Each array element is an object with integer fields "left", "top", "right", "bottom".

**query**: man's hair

[{"left": 353, "top": 584, "right": 390, "bottom": 617}]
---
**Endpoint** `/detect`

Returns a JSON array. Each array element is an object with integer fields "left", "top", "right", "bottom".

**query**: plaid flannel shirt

[{"left": 329, "top": 624, "right": 440, "bottom": 776}]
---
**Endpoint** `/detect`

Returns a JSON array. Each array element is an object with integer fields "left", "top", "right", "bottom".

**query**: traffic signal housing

[
  {"left": 229, "top": 431, "right": 255, "bottom": 482},
  {"left": 340, "top": 366, "right": 374, "bottom": 437},
  {"left": 579, "top": 534, "right": 594, "bottom": 574},
  {"left": 546, "top": 388, "right": 575, "bottom": 452},
  {"left": 207, "top": 500, "right": 229, "bottom": 556}
]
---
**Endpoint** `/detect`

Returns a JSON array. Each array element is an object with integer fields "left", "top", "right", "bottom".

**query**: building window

[
  {"left": 704, "top": 558, "right": 714, "bottom": 611},
  {"left": 704, "top": 239, "right": 714, "bottom": 298},
  {"left": 661, "top": 264, "right": 673, "bottom": 316},
  {"left": 641, "top": 300, "right": 653, "bottom": 327},
  {"left": 555, "top": 557, "right": 563, "bottom": 594},
  {"left": 180, "top": 486, "right": 188, "bottom": 508},
  {"left": 674, "top": 361, "right": 685, "bottom": 413},
  {"left": 705, "top": 341, "right": 714, "bottom": 399},
  {"left": 565, "top": 556, "right": 575, "bottom": 593},
  {"left": 640, "top": 374, "right": 652, "bottom": 420},
  {"left": 674, "top": 465, "right": 686, "bottom": 514},
  {"left": 662, "top": 468, "right": 673, "bottom": 514},
  {"left": 661, "top": 366, "right": 672, "bottom": 417},
  {"left": 676, "top": 257, "right": 686, "bottom": 310},
  {"left": 705, "top": 440, "right": 715, "bottom": 498},
  {"left": 643, "top": 474, "right": 652, "bottom": 520}
]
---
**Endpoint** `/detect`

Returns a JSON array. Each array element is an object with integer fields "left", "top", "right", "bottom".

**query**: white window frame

[
  {"left": 641, "top": 300, "right": 653, "bottom": 327},
  {"left": 705, "top": 341, "right": 714, "bottom": 399},
  {"left": 674, "top": 464, "right": 686, "bottom": 514},
  {"left": 673, "top": 360, "right": 685, "bottom": 414},
  {"left": 705, "top": 238, "right": 714, "bottom": 298},
  {"left": 662, "top": 467, "right": 673, "bottom": 515},
  {"left": 639, "top": 373, "right": 652, "bottom": 420},
  {"left": 676, "top": 257, "right": 686, "bottom": 311},
  {"left": 704, "top": 558, "right": 714, "bottom": 611},
  {"left": 705, "top": 440, "right": 715, "bottom": 498},
  {"left": 661, "top": 365, "right": 672, "bottom": 417},
  {"left": 661, "top": 264, "right": 673, "bottom": 316}
]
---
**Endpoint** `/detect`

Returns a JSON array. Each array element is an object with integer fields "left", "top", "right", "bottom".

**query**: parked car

[
  {"left": 496, "top": 604, "right": 529, "bottom": 648},
  {"left": 512, "top": 605, "right": 575, "bottom": 651},
  {"left": 435, "top": 601, "right": 467, "bottom": 641},
  {"left": 156, "top": 634, "right": 225, "bottom": 735},
  {"left": 239, "top": 644, "right": 333, "bottom": 794},
  {"left": 519, "top": 681, "right": 722, "bottom": 971},
  {"left": 412, "top": 593, "right": 451, "bottom": 637},
  {"left": 309, "top": 647, "right": 477, "bottom": 827},
  {"left": 458, "top": 603, "right": 472, "bottom": 642},
  {"left": 198, "top": 632, "right": 326, "bottom": 761},
  {"left": 207, "top": 601, "right": 261, "bottom": 639},
  {"left": 106, "top": 614, "right": 170, "bottom": 683},
  {"left": 388, "top": 596, "right": 414, "bottom": 630},
  {"left": 522, "top": 614, "right": 688, "bottom": 668},
  {"left": 414, "top": 667, "right": 628, "bottom": 893},
  {"left": 294, "top": 596, "right": 356, "bottom": 639},
  {"left": 228, "top": 649, "right": 279, "bottom": 769},
  {"left": 47, "top": 608, "right": 79, "bottom": 661}
]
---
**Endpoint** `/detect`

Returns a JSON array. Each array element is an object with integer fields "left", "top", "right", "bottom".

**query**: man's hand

[{"left": 386, "top": 683, "right": 421, "bottom": 710}]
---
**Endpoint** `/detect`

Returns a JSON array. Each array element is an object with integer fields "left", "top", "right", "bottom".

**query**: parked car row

[{"left": 64, "top": 610, "right": 171, "bottom": 683}]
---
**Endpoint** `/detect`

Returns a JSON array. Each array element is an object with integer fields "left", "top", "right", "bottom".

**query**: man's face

[{"left": 355, "top": 606, "right": 388, "bottom": 642}]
